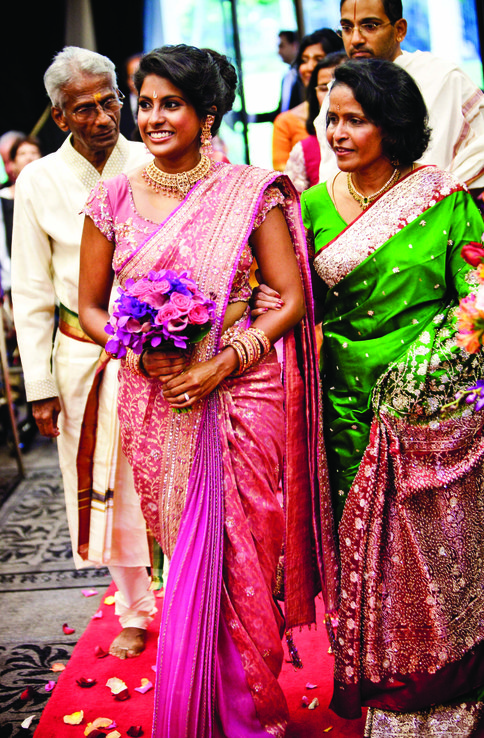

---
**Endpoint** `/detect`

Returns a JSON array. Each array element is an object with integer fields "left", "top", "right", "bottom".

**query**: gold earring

[{"left": 200, "top": 114, "right": 215, "bottom": 155}]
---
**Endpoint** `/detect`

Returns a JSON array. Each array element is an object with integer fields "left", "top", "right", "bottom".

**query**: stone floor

[{"left": 0, "top": 433, "right": 111, "bottom": 736}]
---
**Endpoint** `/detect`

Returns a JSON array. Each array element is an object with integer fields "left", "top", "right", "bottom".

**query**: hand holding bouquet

[{"left": 105, "top": 269, "right": 216, "bottom": 359}]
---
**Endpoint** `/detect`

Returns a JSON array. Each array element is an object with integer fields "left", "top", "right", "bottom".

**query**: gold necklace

[
  {"left": 347, "top": 167, "right": 400, "bottom": 209},
  {"left": 142, "top": 155, "right": 212, "bottom": 199}
]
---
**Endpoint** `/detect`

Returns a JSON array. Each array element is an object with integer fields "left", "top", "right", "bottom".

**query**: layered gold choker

[
  {"left": 142, "top": 155, "right": 212, "bottom": 199},
  {"left": 347, "top": 167, "right": 400, "bottom": 209}
]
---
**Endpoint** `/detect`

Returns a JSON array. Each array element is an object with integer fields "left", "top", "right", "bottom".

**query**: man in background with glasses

[
  {"left": 11, "top": 47, "right": 156, "bottom": 660},
  {"left": 315, "top": 0, "right": 484, "bottom": 199}
]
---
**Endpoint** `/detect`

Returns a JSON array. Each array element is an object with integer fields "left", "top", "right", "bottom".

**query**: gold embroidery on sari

[
  {"left": 365, "top": 702, "right": 484, "bottom": 737},
  {"left": 314, "top": 168, "right": 462, "bottom": 288},
  {"left": 117, "top": 166, "right": 284, "bottom": 556}
]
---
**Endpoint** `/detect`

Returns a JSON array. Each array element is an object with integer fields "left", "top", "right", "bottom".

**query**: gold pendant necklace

[
  {"left": 347, "top": 167, "right": 400, "bottom": 209},
  {"left": 142, "top": 155, "right": 212, "bottom": 199}
]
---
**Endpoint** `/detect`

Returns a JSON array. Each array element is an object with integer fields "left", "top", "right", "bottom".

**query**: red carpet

[{"left": 34, "top": 584, "right": 366, "bottom": 737}]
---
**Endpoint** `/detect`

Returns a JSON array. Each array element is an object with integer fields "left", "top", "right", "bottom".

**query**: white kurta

[
  {"left": 11, "top": 134, "right": 152, "bottom": 570},
  {"left": 315, "top": 50, "right": 484, "bottom": 188}
]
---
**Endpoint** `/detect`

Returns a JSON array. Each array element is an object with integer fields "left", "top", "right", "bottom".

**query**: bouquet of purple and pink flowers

[{"left": 105, "top": 269, "right": 216, "bottom": 358}]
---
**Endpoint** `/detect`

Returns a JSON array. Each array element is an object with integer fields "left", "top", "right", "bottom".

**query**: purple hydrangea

[{"left": 104, "top": 269, "right": 216, "bottom": 357}]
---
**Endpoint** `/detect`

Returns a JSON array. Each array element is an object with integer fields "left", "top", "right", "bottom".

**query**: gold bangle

[
  {"left": 231, "top": 339, "right": 248, "bottom": 375},
  {"left": 124, "top": 348, "right": 146, "bottom": 377},
  {"left": 229, "top": 330, "right": 264, "bottom": 376},
  {"left": 247, "top": 326, "right": 271, "bottom": 356}
]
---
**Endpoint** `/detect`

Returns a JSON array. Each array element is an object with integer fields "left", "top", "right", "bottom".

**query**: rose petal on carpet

[{"left": 34, "top": 584, "right": 366, "bottom": 737}]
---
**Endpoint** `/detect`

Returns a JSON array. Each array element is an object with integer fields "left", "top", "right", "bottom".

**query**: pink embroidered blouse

[{"left": 84, "top": 173, "right": 285, "bottom": 304}]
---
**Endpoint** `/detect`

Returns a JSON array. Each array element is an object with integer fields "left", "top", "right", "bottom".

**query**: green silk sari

[
  {"left": 302, "top": 166, "right": 483, "bottom": 523},
  {"left": 301, "top": 166, "right": 484, "bottom": 728}
]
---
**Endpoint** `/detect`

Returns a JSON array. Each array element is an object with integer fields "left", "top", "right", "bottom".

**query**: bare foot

[{"left": 109, "top": 627, "right": 147, "bottom": 659}]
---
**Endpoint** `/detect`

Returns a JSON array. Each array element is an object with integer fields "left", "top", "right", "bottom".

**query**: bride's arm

[
  {"left": 78, "top": 215, "right": 115, "bottom": 346},
  {"left": 247, "top": 205, "right": 306, "bottom": 342}
]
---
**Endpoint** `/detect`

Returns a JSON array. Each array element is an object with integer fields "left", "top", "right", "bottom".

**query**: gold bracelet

[
  {"left": 229, "top": 330, "right": 264, "bottom": 376},
  {"left": 244, "top": 330, "right": 262, "bottom": 361},
  {"left": 247, "top": 326, "right": 271, "bottom": 357},
  {"left": 124, "top": 348, "right": 146, "bottom": 377},
  {"left": 230, "top": 339, "right": 248, "bottom": 375}
]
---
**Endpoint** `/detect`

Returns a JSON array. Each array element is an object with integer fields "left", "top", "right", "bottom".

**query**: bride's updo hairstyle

[{"left": 134, "top": 45, "right": 238, "bottom": 135}]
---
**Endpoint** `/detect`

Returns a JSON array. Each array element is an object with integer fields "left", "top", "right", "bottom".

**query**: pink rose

[
  {"left": 129, "top": 279, "right": 170, "bottom": 308},
  {"left": 188, "top": 304, "right": 210, "bottom": 325},
  {"left": 170, "top": 292, "right": 192, "bottom": 312},
  {"left": 153, "top": 279, "right": 173, "bottom": 294},
  {"left": 154, "top": 304, "right": 182, "bottom": 325},
  {"left": 178, "top": 277, "right": 197, "bottom": 293}
]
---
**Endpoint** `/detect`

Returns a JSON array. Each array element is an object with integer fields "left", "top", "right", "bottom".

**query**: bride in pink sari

[{"left": 79, "top": 45, "right": 336, "bottom": 737}]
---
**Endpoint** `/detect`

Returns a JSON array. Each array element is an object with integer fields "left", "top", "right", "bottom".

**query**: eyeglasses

[
  {"left": 337, "top": 21, "right": 392, "bottom": 37},
  {"left": 69, "top": 90, "right": 125, "bottom": 123}
]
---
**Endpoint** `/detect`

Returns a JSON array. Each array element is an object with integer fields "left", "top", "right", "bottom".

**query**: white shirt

[
  {"left": 11, "top": 134, "right": 148, "bottom": 401},
  {"left": 315, "top": 50, "right": 484, "bottom": 187}
]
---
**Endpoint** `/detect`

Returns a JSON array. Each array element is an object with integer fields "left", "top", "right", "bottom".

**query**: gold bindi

[{"left": 153, "top": 91, "right": 158, "bottom": 99}]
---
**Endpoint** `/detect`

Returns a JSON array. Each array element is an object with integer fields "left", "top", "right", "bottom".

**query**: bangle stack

[
  {"left": 228, "top": 326, "right": 271, "bottom": 376},
  {"left": 124, "top": 348, "right": 146, "bottom": 377}
]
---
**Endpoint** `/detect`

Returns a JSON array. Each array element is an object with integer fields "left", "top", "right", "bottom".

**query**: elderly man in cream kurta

[{"left": 11, "top": 47, "right": 155, "bottom": 659}]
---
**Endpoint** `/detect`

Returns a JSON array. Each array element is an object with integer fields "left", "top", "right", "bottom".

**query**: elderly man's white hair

[{"left": 44, "top": 46, "right": 117, "bottom": 108}]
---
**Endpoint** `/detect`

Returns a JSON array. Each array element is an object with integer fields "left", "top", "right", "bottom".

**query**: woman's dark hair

[
  {"left": 134, "top": 45, "right": 237, "bottom": 135},
  {"left": 331, "top": 58, "right": 431, "bottom": 165},
  {"left": 306, "top": 52, "right": 347, "bottom": 135},
  {"left": 9, "top": 135, "right": 42, "bottom": 162},
  {"left": 294, "top": 28, "right": 344, "bottom": 71},
  {"left": 339, "top": 0, "right": 403, "bottom": 24}
]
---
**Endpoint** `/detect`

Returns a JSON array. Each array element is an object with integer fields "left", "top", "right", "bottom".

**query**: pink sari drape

[{"left": 110, "top": 163, "right": 337, "bottom": 737}]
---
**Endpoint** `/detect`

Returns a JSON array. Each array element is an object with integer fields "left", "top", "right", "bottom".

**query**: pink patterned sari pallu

[{"left": 97, "top": 162, "right": 330, "bottom": 738}]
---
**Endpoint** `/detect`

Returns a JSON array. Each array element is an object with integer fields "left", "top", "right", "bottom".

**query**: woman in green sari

[{"left": 255, "top": 59, "right": 484, "bottom": 736}]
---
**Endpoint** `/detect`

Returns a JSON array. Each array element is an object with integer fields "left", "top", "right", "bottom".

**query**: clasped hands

[
  {"left": 141, "top": 346, "right": 239, "bottom": 408},
  {"left": 141, "top": 280, "right": 282, "bottom": 408}
]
